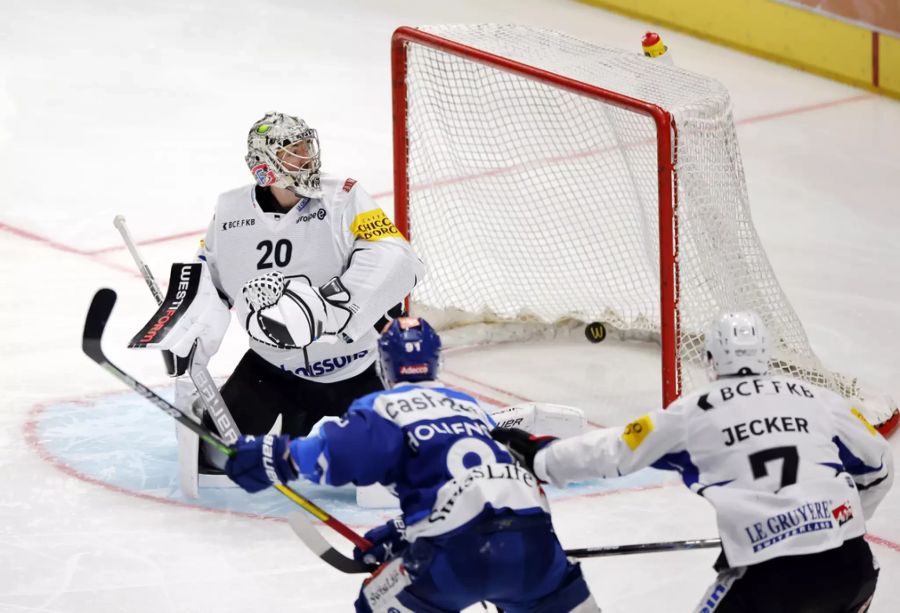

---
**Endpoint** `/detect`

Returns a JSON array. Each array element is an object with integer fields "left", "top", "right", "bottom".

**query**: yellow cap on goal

[{"left": 641, "top": 32, "right": 668, "bottom": 59}]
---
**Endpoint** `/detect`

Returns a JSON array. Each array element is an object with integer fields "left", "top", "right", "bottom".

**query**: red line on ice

[{"left": 0, "top": 94, "right": 869, "bottom": 256}]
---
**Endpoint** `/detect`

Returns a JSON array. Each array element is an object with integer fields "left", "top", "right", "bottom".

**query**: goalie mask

[
  {"left": 378, "top": 317, "right": 442, "bottom": 388},
  {"left": 245, "top": 112, "right": 322, "bottom": 198},
  {"left": 705, "top": 311, "right": 771, "bottom": 378}
]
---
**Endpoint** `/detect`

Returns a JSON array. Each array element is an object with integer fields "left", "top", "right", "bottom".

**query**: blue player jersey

[{"left": 290, "top": 383, "right": 550, "bottom": 540}]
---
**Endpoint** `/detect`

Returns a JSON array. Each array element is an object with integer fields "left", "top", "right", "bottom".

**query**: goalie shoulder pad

[{"left": 490, "top": 402, "right": 586, "bottom": 439}]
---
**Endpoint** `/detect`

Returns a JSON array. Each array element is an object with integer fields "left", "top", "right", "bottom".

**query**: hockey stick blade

[
  {"left": 287, "top": 513, "right": 376, "bottom": 574},
  {"left": 566, "top": 537, "right": 721, "bottom": 558},
  {"left": 82, "top": 287, "right": 117, "bottom": 358}
]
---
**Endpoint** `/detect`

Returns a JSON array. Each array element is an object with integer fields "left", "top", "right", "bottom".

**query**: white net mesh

[{"left": 398, "top": 24, "right": 857, "bottom": 400}]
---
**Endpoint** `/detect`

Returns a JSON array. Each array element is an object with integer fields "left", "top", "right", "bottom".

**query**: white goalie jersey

[
  {"left": 199, "top": 173, "right": 423, "bottom": 382},
  {"left": 534, "top": 375, "right": 894, "bottom": 568}
]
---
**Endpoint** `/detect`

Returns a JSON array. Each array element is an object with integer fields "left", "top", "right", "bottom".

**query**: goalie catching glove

[
  {"left": 243, "top": 272, "right": 354, "bottom": 348},
  {"left": 490, "top": 427, "right": 558, "bottom": 475}
]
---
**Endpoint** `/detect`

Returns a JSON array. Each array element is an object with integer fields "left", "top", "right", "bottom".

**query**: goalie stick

[
  {"left": 112, "top": 214, "right": 240, "bottom": 443},
  {"left": 81, "top": 288, "right": 373, "bottom": 553},
  {"left": 113, "top": 214, "right": 176, "bottom": 375}
]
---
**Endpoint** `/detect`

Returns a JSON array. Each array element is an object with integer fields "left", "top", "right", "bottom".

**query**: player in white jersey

[
  {"left": 167, "top": 112, "right": 423, "bottom": 444},
  {"left": 493, "top": 312, "right": 893, "bottom": 612}
]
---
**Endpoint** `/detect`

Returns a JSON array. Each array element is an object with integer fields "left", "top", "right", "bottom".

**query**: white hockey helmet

[
  {"left": 245, "top": 112, "right": 322, "bottom": 198},
  {"left": 705, "top": 311, "right": 771, "bottom": 377}
]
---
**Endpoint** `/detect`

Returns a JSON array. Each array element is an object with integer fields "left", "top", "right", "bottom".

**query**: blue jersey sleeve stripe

[
  {"left": 651, "top": 450, "right": 700, "bottom": 488},
  {"left": 833, "top": 436, "right": 884, "bottom": 475}
]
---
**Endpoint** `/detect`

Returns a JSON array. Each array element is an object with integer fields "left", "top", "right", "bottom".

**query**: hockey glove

[
  {"left": 225, "top": 434, "right": 298, "bottom": 493},
  {"left": 130, "top": 263, "right": 230, "bottom": 362},
  {"left": 243, "top": 272, "right": 353, "bottom": 348},
  {"left": 490, "top": 427, "right": 558, "bottom": 474},
  {"left": 354, "top": 518, "right": 408, "bottom": 566}
]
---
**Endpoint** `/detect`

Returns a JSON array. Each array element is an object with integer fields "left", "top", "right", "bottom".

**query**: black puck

[{"left": 585, "top": 321, "right": 606, "bottom": 343}]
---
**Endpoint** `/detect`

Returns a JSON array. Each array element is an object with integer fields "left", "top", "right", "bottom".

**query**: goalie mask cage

[{"left": 390, "top": 24, "right": 880, "bottom": 415}]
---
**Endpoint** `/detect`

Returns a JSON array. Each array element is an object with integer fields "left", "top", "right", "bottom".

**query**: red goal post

[
  {"left": 390, "top": 24, "right": 898, "bottom": 434},
  {"left": 393, "top": 25, "right": 679, "bottom": 406}
]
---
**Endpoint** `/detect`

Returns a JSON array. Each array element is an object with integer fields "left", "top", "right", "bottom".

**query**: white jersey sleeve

[
  {"left": 533, "top": 408, "right": 684, "bottom": 484},
  {"left": 535, "top": 375, "right": 893, "bottom": 568},
  {"left": 333, "top": 179, "right": 424, "bottom": 342},
  {"left": 825, "top": 395, "right": 894, "bottom": 519}
]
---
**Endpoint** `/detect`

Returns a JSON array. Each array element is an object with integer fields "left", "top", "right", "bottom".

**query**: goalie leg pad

[
  {"left": 174, "top": 377, "right": 200, "bottom": 498},
  {"left": 356, "top": 483, "right": 400, "bottom": 509},
  {"left": 490, "top": 402, "right": 587, "bottom": 438}
]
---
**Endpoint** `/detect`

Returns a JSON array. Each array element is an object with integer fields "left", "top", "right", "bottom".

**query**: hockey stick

[
  {"left": 565, "top": 537, "right": 721, "bottom": 558},
  {"left": 81, "top": 288, "right": 373, "bottom": 552},
  {"left": 283, "top": 521, "right": 722, "bottom": 574},
  {"left": 113, "top": 215, "right": 176, "bottom": 375},
  {"left": 112, "top": 215, "right": 240, "bottom": 444},
  {"left": 106, "top": 230, "right": 361, "bottom": 571},
  {"left": 287, "top": 513, "right": 376, "bottom": 574}
]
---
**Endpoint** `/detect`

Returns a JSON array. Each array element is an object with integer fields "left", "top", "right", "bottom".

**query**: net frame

[
  {"left": 393, "top": 26, "right": 682, "bottom": 404},
  {"left": 389, "top": 25, "right": 896, "bottom": 434}
]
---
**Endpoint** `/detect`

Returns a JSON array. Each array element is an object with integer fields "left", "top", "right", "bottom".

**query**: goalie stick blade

[
  {"left": 82, "top": 288, "right": 117, "bottom": 358},
  {"left": 287, "top": 513, "right": 375, "bottom": 574}
]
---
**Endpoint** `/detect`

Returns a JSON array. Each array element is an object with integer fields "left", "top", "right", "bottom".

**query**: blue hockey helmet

[{"left": 377, "top": 317, "right": 442, "bottom": 387}]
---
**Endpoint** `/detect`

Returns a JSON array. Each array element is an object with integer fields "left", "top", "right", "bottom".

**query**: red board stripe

[{"left": 873, "top": 31, "right": 880, "bottom": 88}]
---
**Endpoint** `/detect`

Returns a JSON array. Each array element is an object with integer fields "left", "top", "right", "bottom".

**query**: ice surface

[{"left": 1, "top": 1, "right": 898, "bottom": 611}]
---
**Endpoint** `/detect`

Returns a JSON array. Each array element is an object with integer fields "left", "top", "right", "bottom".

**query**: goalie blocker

[{"left": 129, "top": 262, "right": 231, "bottom": 362}]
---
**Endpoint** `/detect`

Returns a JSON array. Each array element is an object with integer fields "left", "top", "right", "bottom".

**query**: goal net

[{"left": 391, "top": 24, "right": 897, "bottom": 433}]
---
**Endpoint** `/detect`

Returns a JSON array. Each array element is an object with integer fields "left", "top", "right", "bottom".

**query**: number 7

[{"left": 749, "top": 446, "right": 798, "bottom": 492}]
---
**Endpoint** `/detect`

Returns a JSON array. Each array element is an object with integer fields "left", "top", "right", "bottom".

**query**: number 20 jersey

[
  {"left": 198, "top": 174, "right": 423, "bottom": 383},
  {"left": 535, "top": 375, "right": 893, "bottom": 567}
]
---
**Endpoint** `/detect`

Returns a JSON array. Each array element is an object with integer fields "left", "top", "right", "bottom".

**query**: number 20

[{"left": 256, "top": 239, "right": 292, "bottom": 269}]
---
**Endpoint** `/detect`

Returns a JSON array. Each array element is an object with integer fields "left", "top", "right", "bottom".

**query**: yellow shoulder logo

[
  {"left": 350, "top": 209, "right": 404, "bottom": 241},
  {"left": 622, "top": 414, "right": 654, "bottom": 450},
  {"left": 851, "top": 407, "right": 878, "bottom": 436}
]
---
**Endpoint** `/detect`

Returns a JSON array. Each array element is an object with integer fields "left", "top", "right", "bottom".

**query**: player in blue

[{"left": 225, "top": 317, "right": 598, "bottom": 612}]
